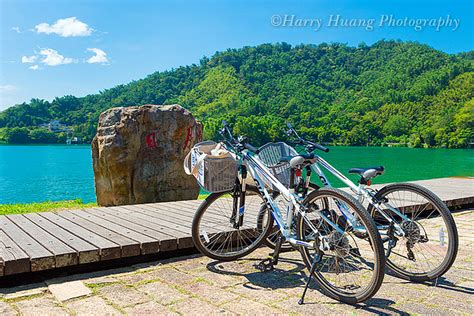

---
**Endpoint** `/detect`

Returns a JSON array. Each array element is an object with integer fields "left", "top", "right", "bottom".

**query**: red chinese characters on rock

[
  {"left": 145, "top": 131, "right": 159, "bottom": 149},
  {"left": 146, "top": 124, "right": 202, "bottom": 151},
  {"left": 183, "top": 124, "right": 202, "bottom": 151}
]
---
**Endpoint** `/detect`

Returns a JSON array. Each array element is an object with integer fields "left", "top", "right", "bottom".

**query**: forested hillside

[{"left": 0, "top": 40, "right": 472, "bottom": 147}]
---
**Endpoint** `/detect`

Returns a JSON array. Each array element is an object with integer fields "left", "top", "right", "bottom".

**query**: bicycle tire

[
  {"left": 192, "top": 185, "right": 273, "bottom": 261},
  {"left": 367, "top": 183, "right": 458, "bottom": 282},
  {"left": 297, "top": 187, "right": 385, "bottom": 304}
]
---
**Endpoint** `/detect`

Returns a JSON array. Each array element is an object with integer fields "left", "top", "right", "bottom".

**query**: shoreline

[
  {"left": 0, "top": 143, "right": 472, "bottom": 150},
  {"left": 2, "top": 178, "right": 473, "bottom": 215}
]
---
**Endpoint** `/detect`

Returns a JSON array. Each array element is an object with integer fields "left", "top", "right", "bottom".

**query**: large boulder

[{"left": 92, "top": 104, "right": 202, "bottom": 206}]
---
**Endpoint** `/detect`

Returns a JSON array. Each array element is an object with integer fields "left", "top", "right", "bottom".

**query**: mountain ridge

[{"left": 0, "top": 40, "right": 472, "bottom": 147}]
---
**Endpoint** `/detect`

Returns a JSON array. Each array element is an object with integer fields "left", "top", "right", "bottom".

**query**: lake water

[{"left": 0, "top": 145, "right": 472, "bottom": 204}]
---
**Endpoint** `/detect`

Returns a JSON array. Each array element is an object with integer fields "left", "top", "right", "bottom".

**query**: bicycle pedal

[{"left": 254, "top": 258, "right": 274, "bottom": 272}]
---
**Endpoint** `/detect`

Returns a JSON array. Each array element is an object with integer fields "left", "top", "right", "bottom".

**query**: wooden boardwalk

[{"left": 1, "top": 177, "right": 473, "bottom": 277}]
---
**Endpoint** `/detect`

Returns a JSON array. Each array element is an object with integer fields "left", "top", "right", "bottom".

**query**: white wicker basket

[{"left": 184, "top": 141, "right": 237, "bottom": 193}]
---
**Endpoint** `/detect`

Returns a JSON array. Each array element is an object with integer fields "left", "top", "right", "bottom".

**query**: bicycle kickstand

[
  {"left": 255, "top": 235, "right": 284, "bottom": 272},
  {"left": 298, "top": 253, "right": 322, "bottom": 305}
]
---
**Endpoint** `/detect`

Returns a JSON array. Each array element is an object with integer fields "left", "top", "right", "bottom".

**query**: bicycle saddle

[
  {"left": 279, "top": 153, "right": 315, "bottom": 168},
  {"left": 348, "top": 166, "right": 385, "bottom": 179}
]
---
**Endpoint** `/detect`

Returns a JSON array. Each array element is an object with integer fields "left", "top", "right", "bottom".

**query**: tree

[
  {"left": 29, "top": 129, "right": 57, "bottom": 143},
  {"left": 5, "top": 127, "right": 30, "bottom": 143},
  {"left": 383, "top": 115, "right": 411, "bottom": 137}
]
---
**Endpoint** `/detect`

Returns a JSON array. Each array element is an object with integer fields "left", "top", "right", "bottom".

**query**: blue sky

[{"left": 1, "top": 0, "right": 473, "bottom": 111}]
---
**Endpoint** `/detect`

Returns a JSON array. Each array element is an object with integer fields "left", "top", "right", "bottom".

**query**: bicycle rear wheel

[
  {"left": 368, "top": 183, "right": 458, "bottom": 282},
  {"left": 297, "top": 188, "right": 385, "bottom": 304},
  {"left": 192, "top": 185, "right": 273, "bottom": 261}
]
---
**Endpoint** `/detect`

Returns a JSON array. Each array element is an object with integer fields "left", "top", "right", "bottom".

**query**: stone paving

[{"left": 1, "top": 209, "right": 473, "bottom": 315}]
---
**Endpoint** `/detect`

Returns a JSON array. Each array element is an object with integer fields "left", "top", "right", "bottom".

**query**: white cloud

[
  {"left": 11, "top": 26, "right": 22, "bottom": 33},
  {"left": 21, "top": 55, "right": 37, "bottom": 63},
  {"left": 29, "top": 65, "right": 40, "bottom": 70},
  {"left": 0, "top": 85, "right": 17, "bottom": 92},
  {"left": 86, "top": 48, "right": 109, "bottom": 64},
  {"left": 35, "top": 17, "right": 93, "bottom": 37},
  {"left": 39, "top": 48, "right": 74, "bottom": 66}
]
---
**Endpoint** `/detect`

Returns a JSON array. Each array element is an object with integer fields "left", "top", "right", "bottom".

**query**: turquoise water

[{"left": 0, "top": 145, "right": 472, "bottom": 204}]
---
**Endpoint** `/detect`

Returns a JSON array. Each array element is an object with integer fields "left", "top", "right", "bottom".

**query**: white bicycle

[
  {"left": 191, "top": 122, "right": 385, "bottom": 304},
  {"left": 260, "top": 123, "right": 458, "bottom": 283}
]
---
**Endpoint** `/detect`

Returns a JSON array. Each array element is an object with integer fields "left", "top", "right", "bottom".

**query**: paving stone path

[{"left": 1, "top": 209, "right": 473, "bottom": 315}]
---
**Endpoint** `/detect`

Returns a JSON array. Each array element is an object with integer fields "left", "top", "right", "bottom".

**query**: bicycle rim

[
  {"left": 369, "top": 183, "right": 458, "bottom": 281},
  {"left": 298, "top": 188, "right": 384, "bottom": 304},
  {"left": 192, "top": 185, "right": 272, "bottom": 261}
]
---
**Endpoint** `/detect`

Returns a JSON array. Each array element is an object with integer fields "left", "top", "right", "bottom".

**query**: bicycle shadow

[
  {"left": 207, "top": 257, "right": 308, "bottom": 290},
  {"left": 206, "top": 257, "right": 409, "bottom": 315},
  {"left": 354, "top": 298, "right": 409, "bottom": 316},
  {"left": 420, "top": 276, "right": 472, "bottom": 295}
]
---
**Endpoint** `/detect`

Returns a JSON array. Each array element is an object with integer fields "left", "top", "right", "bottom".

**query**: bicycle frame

[
  {"left": 236, "top": 150, "right": 349, "bottom": 251},
  {"left": 309, "top": 155, "right": 409, "bottom": 236}
]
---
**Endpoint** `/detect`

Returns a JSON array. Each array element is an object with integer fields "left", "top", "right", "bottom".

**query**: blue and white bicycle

[
  {"left": 191, "top": 122, "right": 385, "bottom": 304},
  {"left": 260, "top": 123, "right": 458, "bottom": 283}
]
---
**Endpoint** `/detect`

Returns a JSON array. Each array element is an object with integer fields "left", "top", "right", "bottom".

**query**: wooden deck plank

[
  {"left": 158, "top": 199, "right": 262, "bottom": 222},
  {"left": 137, "top": 203, "right": 245, "bottom": 229},
  {"left": 22, "top": 213, "right": 99, "bottom": 264},
  {"left": 39, "top": 212, "right": 121, "bottom": 261},
  {"left": 139, "top": 203, "right": 200, "bottom": 222},
  {"left": 106, "top": 205, "right": 194, "bottom": 248},
  {"left": 100, "top": 206, "right": 193, "bottom": 249},
  {"left": 6, "top": 214, "right": 77, "bottom": 268},
  {"left": 126, "top": 203, "right": 261, "bottom": 239},
  {"left": 139, "top": 204, "right": 225, "bottom": 233},
  {"left": 58, "top": 211, "right": 141, "bottom": 258},
  {"left": 0, "top": 230, "right": 30, "bottom": 275},
  {"left": 119, "top": 205, "right": 193, "bottom": 233},
  {"left": 68, "top": 209, "right": 160, "bottom": 255},
  {"left": 0, "top": 216, "right": 55, "bottom": 272},
  {"left": 124, "top": 201, "right": 248, "bottom": 229},
  {"left": 83, "top": 208, "right": 177, "bottom": 252}
]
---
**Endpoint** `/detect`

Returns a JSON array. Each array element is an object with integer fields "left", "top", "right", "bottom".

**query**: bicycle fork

[{"left": 231, "top": 166, "right": 247, "bottom": 228}]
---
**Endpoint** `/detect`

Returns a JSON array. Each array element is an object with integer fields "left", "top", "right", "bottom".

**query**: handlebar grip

[
  {"left": 244, "top": 143, "right": 259, "bottom": 154},
  {"left": 316, "top": 144, "right": 329, "bottom": 153}
]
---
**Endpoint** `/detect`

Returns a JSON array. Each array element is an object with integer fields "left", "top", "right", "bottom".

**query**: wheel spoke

[
  {"left": 373, "top": 185, "right": 456, "bottom": 279},
  {"left": 298, "top": 189, "right": 383, "bottom": 299},
  {"left": 194, "top": 187, "right": 271, "bottom": 259}
]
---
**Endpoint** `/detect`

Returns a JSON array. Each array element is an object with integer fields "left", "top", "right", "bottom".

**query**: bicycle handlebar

[
  {"left": 286, "top": 123, "right": 329, "bottom": 153},
  {"left": 220, "top": 121, "right": 259, "bottom": 154},
  {"left": 243, "top": 143, "right": 259, "bottom": 154},
  {"left": 313, "top": 142, "right": 330, "bottom": 153}
]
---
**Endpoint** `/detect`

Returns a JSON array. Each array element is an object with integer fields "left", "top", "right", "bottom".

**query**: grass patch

[
  {"left": 0, "top": 199, "right": 96, "bottom": 215},
  {"left": 86, "top": 282, "right": 118, "bottom": 293}
]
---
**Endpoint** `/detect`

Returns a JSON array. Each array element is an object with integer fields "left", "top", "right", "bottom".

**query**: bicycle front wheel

[
  {"left": 368, "top": 183, "right": 458, "bottom": 282},
  {"left": 192, "top": 185, "right": 273, "bottom": 261},
  {"left": 297, "top": 188, "right": 385, "bottom": 304}
]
